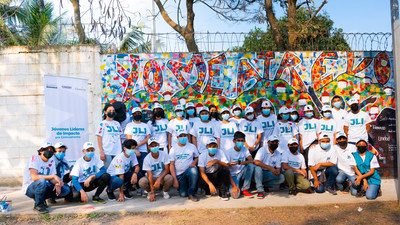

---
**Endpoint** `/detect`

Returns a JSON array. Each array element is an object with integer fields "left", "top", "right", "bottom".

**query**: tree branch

[
  {"left": 296, "top": 0, "right": 311, "bottom": 9},
  {"left": 304, "top": 0, "right": 327, "bottom": 26},
  {"left": 154, "top": 0, "right": 184, "bottom": 34}
]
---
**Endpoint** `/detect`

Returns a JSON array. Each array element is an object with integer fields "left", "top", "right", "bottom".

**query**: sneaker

[
  {"left": 124, "top": 190, "right": 133, "bottom": 199},
  {"left": 48, "top": 198, "right": 57, "bottom": 204},
  {"left": 142, "top": 190, "right": 148, "bottom": 198},
  {"left": 242, "top": 189, "right": 253, "bottom": 198},
  {"left": 33, "top": 204, "right": 49, "bottom": 214},
  {"left": 279, "top": 183, "right": 286, "bottom": 190},
  {"left": 257, "top": 191, "right": 265, "bottom": 199},
  {"left": 377, "top": 188, "right": 382, "bottom": 197},
  {"left": 107, "top": 191, "right": 116, "bottom": 201},
  {"left": 188, "top": 195, "right": 199, "bottom": 202},
  {"left": 147, "top": 192, "right": 151, "bottom": 200},
  {"left": 163, "top": 191, "right": 170, "bottom": 199},
  {"left": 92, "top": 196, "right": 106, "bottom": 204},
  {"left": 356, "top": 190, "right": 365, "bottom": 198},
  {"left": 289, "top": 189, "right": 297, "bottom": 196},
  {"left": 197, "top": 188, "right": 205, "bottom": 196},
  {"left": 219, "top": 192, "right": 229, "bottom": 201},
  {"left": 264, "top": 185, "right": 271, "bottom": 193},
  {"left": 326, "top": 186, "right": 337, "bottom": 195},
  {"left": 43, "top": 201, "right": 48, "bottom": 208}
]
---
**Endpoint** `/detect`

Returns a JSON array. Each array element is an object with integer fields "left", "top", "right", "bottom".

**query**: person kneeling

[
  {"left": 106, "top": 139, "right": 140, "bottom": 202},
  {"left": 70, "top": 142, "right": 113, "bottom": 204},
  {"left": 138, "top": 137, "right": 172, "bottom": 202}
]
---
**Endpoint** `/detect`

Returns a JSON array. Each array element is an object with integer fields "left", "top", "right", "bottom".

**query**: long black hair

[
  {"left": 103, "top": 103, "right": 114, "bottom": 120},
  {"left": 185, "top": 107, "right": 197, "bottom": 119},
  {"left": 208, "top": 104, "right": 220, "bottom": 121},
  {"left": 151, "top": 108, "right": 166, "bottom": 126}
]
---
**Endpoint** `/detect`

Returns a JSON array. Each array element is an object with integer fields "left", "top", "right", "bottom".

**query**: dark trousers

[
  {"left": 198, "top": 167, "right": 230, "bottom": 196},
  {"left": 73, "top": 173, "right": 111, "bottom": 200}
]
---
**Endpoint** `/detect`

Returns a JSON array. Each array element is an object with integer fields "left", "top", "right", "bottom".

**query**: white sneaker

[
  {"left": 143, "top": 190, "right": 148, "bottom": 198},
  {"left": 146, "top": 192, "right": 151, "bottom": 200},
  {"left": 163, "top": 191, "right": 170, "bottom": 199}
]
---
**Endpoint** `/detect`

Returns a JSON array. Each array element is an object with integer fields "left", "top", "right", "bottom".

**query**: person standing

[
  {"left": 273, "top": 107, "right": 298, "bottom": 153},
  {"left": 331, "top": 96, "right": 347, "bottom": 132},
  {"left": 318, "top": 105, "right": 339, "bottom": 146},
  {"left": 148, "top": 103, "right": 169, "bottom": 151},
  {"left": 230, "top": 104, "right": 244, "bottom": 126},
  {"left": 191, "top": 106, "right": 221, "bottom": 154},
  {"left": 344, "top": 99, "right": 372, "bottom": 145},
  {"left": 257, "top": 101, "right": 277, "bottom": 148},
  {"left": 218, "top": 107, "right": 238, "bottom": 153},
  {"left": 167, "top": 105, "right": 192, "bottom": 149},
  {"left": 239, "top": 106, "right": 263, "bottom": 158}
]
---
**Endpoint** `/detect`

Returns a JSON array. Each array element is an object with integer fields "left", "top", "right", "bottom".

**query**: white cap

[
  {"left": 278, "top": 107, "right": 289, "bottom": 114},
  {"left": 268, "top": 135, "right": 279, "bottom": 142},
  {"left": 348, "top": 98, "right": 358, "bottom": 105},
  {"left": 176, "top": 129, "right": 188, "bottom": 136},
  {"left": 288, "top": 138, "right": 298, "bottom": 145},
  {"left": 319, "top": 133, "right": 330, "bottom": 140},
  {"left": 132, "top": 107, "right": 142, "bottom": 114},
  {"left": 261, "top": 101, "right": 272, "bottom": 108},
  {"left": 220, "top": 107, "right": 230, "bottom": 114},
  {"left": 153, "top": 103, "right": 163, "bottom": 110},
  {"left": 175, "top": 105, "right": 184, "bottom": 111},
  {"left": 83, "top": 142, "right": 95, "bottom": 150},
  {"left": 289, "top": 108, "right": 297, "bottom": 113},
  {"left": 147, "top": 137, "right": 158, "bottom": 145},
  {"left": 41, "top": 142, "right": 53, "bottom": 149},
  {"left": 199, "top": 106, "right": 209, "bottom": 113},
  {"left": 54, "top": 142, "right": 67, "bottom": 149},
  {"left": 206, "top": 137, "right": 218, "bottom": 145},
  {"left": 245, "top": 106, "right": 254, "bottom": 115},
  {"left": 303, "top": 105, "right": 313, "bottom": 111},
  {"left": 231, "top": 104, "right": 242, "bottom": 111},
  {"left": 185, "top": 102, "right": 195, "bottom": 108},
  {"left": 336, "top": 132, "right": 347, "bottom": 139},
  {"left": 321, "top": 105, "right": 332, "bottom": 112}
]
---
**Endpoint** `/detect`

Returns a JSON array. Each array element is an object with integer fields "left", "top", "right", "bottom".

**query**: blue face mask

[
  {"left": 235, "top": 142, "right": 244, "bottom": 149},
  {"left": 187, "top": 109, "right": 195, "bottom": 116},
  {"left": 200, "top": 115, "right": 209, "bottom": 121},
  {"left": 233, "top": 110, "right": 241, "bottom": 117},
  {"left": 282, "top": 114, "right": 289, "bottom": 120},
  {"left": 290, "top": 114, "right": 298, "bottom": 121},
  {"left": 150, "top": 147, "right": 159, "bottom": 154},
  {"left": 320, "top": 143, "right": 331, "bottom": 150},
  {"left": 221, "top": 114, "right": 230, "bottom": 121},
  {"left": 55, "top": 152, "right": 65, "bottom": 160},
  {"left": 305, "top": 112, "right": 313, "bottom": 118},
  {"left": 125, "top": 149, "right": 135, "bottom": 156},
  {"left": 85, "top": 152, "right": 94, "bottom": 159},
  {"left": 176, "top": 111, "right": 184, "bottom": 118},
  {"left": 178, "top": 136, "right": 188, "bottom": 145},
  {"left": 324, "top": 112, "right": 332, "bottom": 118},
  {"left": 208, "top": 148, "right": 217, "bottom": 155},
  {"left": 333, "top": 102, "right": 341, "bottom": 109},
  {"left": 262, "top": 109, "right": 271, "bottom": 116}
]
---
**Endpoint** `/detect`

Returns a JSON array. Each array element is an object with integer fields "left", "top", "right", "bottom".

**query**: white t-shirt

[
  {"left": 225, "top": 147, "right": 251, "bottom": 175},
  {"left": 124, "top": 122, "right": 151, "bottom": 152},
  {"left": 332, "top": 108, "right": 347, "bottom": 132},
  {"left": 169, "top": 143, "right": 199, "bottom": 176},
  {"left": 334, "top": 144, "right": 357, "bottom": 176},
  {"left": 238, "top": 119, "right": 263, "bottom": 148},
  {"left": 96, "top": 120, "right": 123, "bottom": 156},
  {"left": 298, "top": 118, "right": 319, "bottom": 149},
  {"left": 254, "top": 146, "right": 282, "bottom": 169},
  {"left": 218, "top": 121, "right": 238, "bottom": 153},
  {"left": 198, "top": 150, "right": 228, "bottom": 173},
  {"left": 22, "top": 155, "right": 57, "bottom": 193},
  {"left": 281, "top": 151, "right": 306, "bottom": 171},
  {"left": 188, "top": 117, "right": 201, "bottom": 130},
  {"left": 120, "top": 112, "right": 131, "bottom": 142},
  {"left": 230, "top": 117, "right": 244, "bottom": 127},
  {"left": 273, "top": 121, "right": 299, "bottom": 151},
  {"left": 107, "top": 152, "right": 139, "bottom": 176},
  {"left": 308, "top": 145, "right": 338, "bottom": 176},
  {"left": 147, "top": 119, "right": 169, "bottom": 149},
  {"left": 190, "top": 121, "right": 221, "bottom": 154},
  {"left": 167, "top": 118, "right": 191, "bottom": 147},
  {"left": 317, "top": 118, "right": 338, "bottom": 145},
  {"left": 344, "top": 111, "right": 372, "bottom": 143},
  {"left": 257, "top": 114, "right": 277, "bottom": 146},
  {"left": 142, "top": 151, "right": 170, "bottom": 178},
  {"left": 350, "top": 154, "right": 380, "bottom": 169},
  {"left": 70, "top": 155, "right": 104, "bottom": 183}
]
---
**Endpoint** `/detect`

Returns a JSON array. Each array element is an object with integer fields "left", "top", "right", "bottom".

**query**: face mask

[
  {"left": 323, "top": 112, "right": 332, "bottom": 118},
  {"left": 290, "top": 114, "right": 298, "bottom": 121},
  {"left": 43, "top": 150, "right": 54, "bottom": 159},
  {"left": 208, "top": 148, "right": 217, "bottom": 155},
  {"left": 262, "top": 109, "right": 271, "bottom": 116},
  {"left": 246, "top": 114, "right": 254, "bottom": 120},
  {"left": 269, "top": 143, "right": 279, "bottom": 151},
  {"left": 154, "top": 111, "right": 163, "bottom": 118},
  {"left": 55, "top": 152, "right": 65, "bottom": 160},
  {"left": 125, "top": 149, "right": 135, "bottom": 156},
  {"left": 176, "top": 111, "right": 184, "bottom": 118},
  {"left": 133, "top": 115, "right": 142, "bottom": 121},
  {"left": 233, "top": 110, "right": 241, "bottom": 117},
  {"left": 333, "top": 102, "right": 341, "bottom": 109},
  {"left": 200, "top": 115, "right": 209, "bottom": 121},
  {"left": 107, "top": 111, "right": 116, "bottom": 118},
  {"left": 357, "top": 146, "right": 367, "bottom": 153},
  {"left": 235, "top": 142, "right": 244, "bottom": 149},
  {"left": 305, "top": 112, "right": 313, "bottom": 118},
  {"left": 85, "top": 152, "right": 94, "bottom": 159},
  {"left": 320, "top": 143, "right": 331, "bottom": 150},
  {"left": 187, "top": 109, "right": 195, "bottom": 116},
  {"left": 178, "top": 136, "right": 188, "bottom": 145},
  {"left": 350, "top": 104, "right": 359, "bottom": 112},
  {"left": 210, "top": 112, "right": 218, "bottom": 119},
  {"left": 150, "top": 147, "right": 159, "bottom": 154},
  {"left": 282, "top": 114, "right": 289, "bottom": 121},
  {"left": 221, "top": 114, "right": 230, "bottom": 121},
  {"left": 289, "top": 146, "right": 298, "bottom": 153},
  {"left": 338, "top": 141, "right": 347, "bottom": 148}
]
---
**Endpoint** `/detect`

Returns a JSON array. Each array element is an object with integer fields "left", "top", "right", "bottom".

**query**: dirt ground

[{"left": 0, "top": 200, "right": 399, "bottom": 225}]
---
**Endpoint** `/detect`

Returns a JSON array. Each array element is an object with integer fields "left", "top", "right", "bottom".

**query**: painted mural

[{"left": 100, "top": 51, "right": 396, "bottom": 177}]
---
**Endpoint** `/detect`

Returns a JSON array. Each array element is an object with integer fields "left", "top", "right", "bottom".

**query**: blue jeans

[
  {"left": 230, "top": 163, "right": 255, "bottom": 195},
  {"left": 137, "top": 152, "right": 148, "bottom": 178},
  {"left": 311, "top": 166, "right": 338, "bottom": 193},
  {"left": 109, "top": 175, "right": 125, "bottom": 191},
  {"left": 336, "top": 171, "right": 356, "bottom": 191},
  {"left": 177, "top": 167, "right": 199, "bottom": 197},
  {"left": 254, "top": 166, "right": 285, "bottom": 192},
  {"left": 26, "top": 179, "right": 70, "bottom": 206},
  {"left": 350, "top": 175, "right": 380, "bottom": 199}
]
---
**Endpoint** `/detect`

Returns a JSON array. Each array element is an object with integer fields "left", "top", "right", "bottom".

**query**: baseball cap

[
  {"left": 220, "top": 107, "right": 230, "bottom": 114},
  {"left": 206, "top": 137, "right": 218, "bottom": 145},
  {"left": 185, "top": 102, "right": 195, "bottom": 108},
  {"left": 303, "top": 105, "right": 313, "bottom": 111},
  {"left": 261, "top": 101, "right": 272, "bottom": 108},
  {"left": 289, "top": 108, "right": 297, "bottom": 113},
  {"left": 153, "top": 103, "right": 163, "bottom": 110},
  {"left": 199, "top": 106, "right": 209, "bottom": 113},
  {"left": 348, "top": 98, "right": 358, "bottom": 106},
  {"left": 268, "top": 135, "right": 279, "bottom": 142},
  {"left": 148, "top": 137, "right": 158, "bottom": 145},
  {"left": 336, "top": 132, "right": 347, "bottom": 139},
  {"left": 231, "top": 104, "right": 242, "bottom": 111},
  {"left": 54, "top": 142, "right": 67, "bottom": 149},
  {"left": 174, "top": 105, "right": 184, "bottom": 111},
  {"left": 132, "top": 107, "right": 142, "bottom": 114},
  {"left": 176, "top": 129, "right": 188, "bottom": 137},
  {"left": 319, "top": 133, "right": 330, "bottom": 140},
  {"left": 288, "top": 138, "right": 298, "bottom": 145},
  {"left": 83, "top": 142, "right": 95, "bottom": 150},
  {"left": 278, "top": 107, "right": 289, "bottom": 114},
  {"left": 41, "top": 142, "right": 53, "bottom": 149},
  {"left": 245, "top": 106, "right": 254, "bottom": 115},
  {"left": 321, "top": 105, "right": 332, "bottom": 112}
]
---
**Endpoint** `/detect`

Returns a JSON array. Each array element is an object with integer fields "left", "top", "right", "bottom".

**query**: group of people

[{"left": 23, "top": 96, "right": 381, "bottom": 214}]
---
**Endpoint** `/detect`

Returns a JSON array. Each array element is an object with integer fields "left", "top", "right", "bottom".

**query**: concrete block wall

[{"left": 0, "top": 45, "right": 102, "bottom": 185}]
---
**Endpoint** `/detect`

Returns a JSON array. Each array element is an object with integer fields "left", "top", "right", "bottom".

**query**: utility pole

[
  {"left": 391, "top": 0, "right": 400, "bottom": 205},
  {"left": 151, "top": 0, "right": 156, "bottom": 52}
]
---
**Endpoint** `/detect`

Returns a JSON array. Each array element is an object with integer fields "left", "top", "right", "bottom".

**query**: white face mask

[{"left": 246, "top": 114, "right": 254, "bottom": 120}]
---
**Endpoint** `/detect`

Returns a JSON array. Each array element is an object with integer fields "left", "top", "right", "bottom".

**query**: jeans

[
  {"left": 198, "top": 166, "right": 230, "bottom": 197},
  {"left": 109, "top": 175, "right": 125, "bottom": 191},
  {"left": 283, "top": 170, "right": 310, "bottom": 191},
  {"left": 138, "top": 174, "right": 173, "bottom": 192},
  {"left": 72, "top": 173, "right": 111, "bottom": 200},
  {"left": 230, "top": 163, "right": 255, "bottom": 192},
  {"left": 25, "top": 179, "right": 70, "bottom": 206},
  {"left": 104, "top": 155, "right": 115, "bottom": 169},
  {"left": 336, "top": 171, "right": 355, "bottom": 191},
  {"left": 177, "top": 167, "right": 199, "bottom": 197},
  {"left": 350, "top": 175, "right": 380, "bottom": 199},
  {"left": 254, "top": 166, "right": 284, "bottom": 192},
  {"left": 137, "top": 152, "right": 148, "bottom": 178},
  {"left": 311, "top": 166, "right": 338, "bottom": 193}
]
